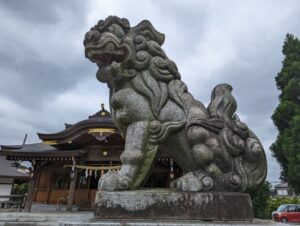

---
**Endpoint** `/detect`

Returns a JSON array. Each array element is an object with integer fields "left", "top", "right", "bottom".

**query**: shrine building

[{"left": 0, "top": 105, "right": 180, "bottom": 212}]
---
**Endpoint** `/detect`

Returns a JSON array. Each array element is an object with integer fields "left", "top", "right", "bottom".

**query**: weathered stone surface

[
  {"left": 4, "top": 224, "right": 37, "bottom": 226},
  {"left": 94, "top": 189, "right": 253, "bottom": 221},
  {"left": 59, "top": 221, "right": 281, "bottom": 226},
  {"left": 84, "top": 16, "right": 267, "bottom": 193}
]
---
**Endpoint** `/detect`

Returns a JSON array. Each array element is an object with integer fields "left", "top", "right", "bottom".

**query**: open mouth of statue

[{"left": 85, "top": 40, "right": 127, "bottom": 66}]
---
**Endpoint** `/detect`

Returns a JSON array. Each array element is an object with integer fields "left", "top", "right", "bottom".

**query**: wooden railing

[{"left": 0, "top": 195, "right": 25, "bottom": 211}]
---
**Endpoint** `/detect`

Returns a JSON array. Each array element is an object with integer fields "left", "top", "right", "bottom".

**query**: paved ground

[
  {"left": 60, "top": 219, "right": 282, "bottom": 226},
  {"left": 0, "top": 204, "right": 288, "bottom": 226},
  {"left": 0, "top": 204, "right": 91, "bottom": 225}
]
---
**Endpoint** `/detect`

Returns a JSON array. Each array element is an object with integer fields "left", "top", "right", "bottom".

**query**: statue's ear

[{"left": 132, "top": 20, "right": 165, "bottom": 45}]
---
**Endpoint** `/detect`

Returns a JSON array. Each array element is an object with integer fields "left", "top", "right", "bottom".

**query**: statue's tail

[
  {"left": 207, "top": 84, "right": 267, "bottom": 192},
  {"left": 207, "top": 83, "right": 237, "bottom": 121},
  {"left": 242, "top": 132, "right": 267, "bottom": 192}
]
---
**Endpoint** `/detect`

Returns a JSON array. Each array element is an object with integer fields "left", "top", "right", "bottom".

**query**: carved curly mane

[{"left": 125, "top": 28, "right": 195, "bottom": 120}]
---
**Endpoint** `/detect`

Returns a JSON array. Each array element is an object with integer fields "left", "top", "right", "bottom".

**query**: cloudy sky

[{"left": 0, "top": 0, "right": 299, "bottom": 184}]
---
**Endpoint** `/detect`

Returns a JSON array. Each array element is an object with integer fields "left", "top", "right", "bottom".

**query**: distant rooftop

[
  {"left": 88, "top": 103, "right": 111, "bottom": 119},
  {"left": 274, "top": 182, "right": 289, "bottom": 189},
  {"left": 0, "top": 104, "right": 123, "bottom": 160},
  {"left": 0, "top": 156, "right": 29, "bottom": 179}
]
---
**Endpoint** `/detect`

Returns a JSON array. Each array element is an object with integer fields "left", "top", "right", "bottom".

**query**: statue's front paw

[
  {"left": 170, "top": 172, "right": 214, "bottom": 192},
  {"left": 98, "top": 171, "right": 131, "bottom": 191}
]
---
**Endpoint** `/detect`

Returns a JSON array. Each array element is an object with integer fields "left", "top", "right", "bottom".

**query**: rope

[{"left": 63, "top": 164, "right": 121, "bottom": 171}]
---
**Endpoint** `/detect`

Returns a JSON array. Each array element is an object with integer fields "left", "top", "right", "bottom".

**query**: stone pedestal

[{"left": 94, "top": 189, "right": 253, "bottom": 221}]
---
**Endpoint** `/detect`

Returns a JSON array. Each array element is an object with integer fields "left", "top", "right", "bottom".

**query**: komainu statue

[{"left": 84, "top": 16, "right": 267, "bottom": 193}]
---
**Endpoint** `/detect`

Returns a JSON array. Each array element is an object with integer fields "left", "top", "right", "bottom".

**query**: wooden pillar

[
  {"left": 24, "top": 169, "right": 37, "bottom": 212},
  {"left": 66, "top": 169, "right": 78, "bottom": 212},
  {"left": 46, "top": 172, "right": 53, "bottom": 204}
]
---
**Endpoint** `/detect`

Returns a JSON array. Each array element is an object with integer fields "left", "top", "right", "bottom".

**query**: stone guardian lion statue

[{"left": 84, "top": 16, "right": 267, "bottom": 192}]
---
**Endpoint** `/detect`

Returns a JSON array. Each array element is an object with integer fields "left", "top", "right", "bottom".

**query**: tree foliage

[
  {"left": 12, "top": 182, "right": 28, "bottom": 195},
  {"left": 251, "top": 181, "right": 272, "bottom": 219},
  {"left": 271, "top": 34, "right": 300, "bottom": 194},
  {"left": 251, "top": 181, "right": 300, "bottom": 219}
]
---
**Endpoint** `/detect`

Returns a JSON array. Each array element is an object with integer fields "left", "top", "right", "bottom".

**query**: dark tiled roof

[
  {"left": 37, "top": 117, "right": 115, "bottom": 140},
  {"left": 0, "top": 143, "right": 87, "bottom": 158},
  {"left": 89, "top": 109, "right": 111, "bottom": 119},
  {"left": 274, "top": 182, "right": 289, "bottom": 189},
  {"left": 0, "top": 156, "right": 29, "bottom": 178},
  {"left": 1, "top": 143, "right": 56, "bottom": 152},
  {"left": 89, "top": 104, "right": 111, "bottom": 119}
]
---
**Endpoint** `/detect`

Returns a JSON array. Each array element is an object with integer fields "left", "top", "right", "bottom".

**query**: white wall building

[
  {"left": 0, "top": 156, "right": 29, "bottom": 197},
  {"left": 274, "top": 182, "right": 291, "bottom": 197}
]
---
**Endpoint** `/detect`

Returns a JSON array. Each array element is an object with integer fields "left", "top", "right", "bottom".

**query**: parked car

[{"left": 272, "top": 204, "right": 300, "bottom": 223}]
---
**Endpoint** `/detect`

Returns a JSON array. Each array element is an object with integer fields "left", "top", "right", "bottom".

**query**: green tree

[
  {"left": 12, "top": 182, "right": 28, "bottom": 195},
  {"left": 271, "top": 33, "right": 300, "bottom": 193},
  {"left": 251, "top": 181, "right": 272, "bottom": 219}
]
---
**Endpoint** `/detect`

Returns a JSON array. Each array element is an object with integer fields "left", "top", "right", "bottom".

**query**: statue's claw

[
  {"left": 98, "top": 171, "right": 131, "bottom": 191},
  {"left": 170, "top": 172, "right": 214, "bottom": 192}
]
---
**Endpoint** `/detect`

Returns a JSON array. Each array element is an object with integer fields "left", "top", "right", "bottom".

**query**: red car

[{"left": 272, "top": 204, "right": 300, "bottom": 223}]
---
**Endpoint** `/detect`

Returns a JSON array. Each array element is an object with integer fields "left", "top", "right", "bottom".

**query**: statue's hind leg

[
  {"left": 170, "top": 163, "right": 241, "bottom": 192},
  {"left": 171, "top": 125, "right": 236, "bottom": 192},
  {"left": 170, "top": 126, "right": 216, "bottom": 191},
  {"left": 170, "top": 170, "right": 214, "bottom": 191}
]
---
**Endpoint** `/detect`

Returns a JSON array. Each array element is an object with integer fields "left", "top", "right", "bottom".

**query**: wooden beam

[{"left": 66, "top": 169, "right": 78, "bottom": 212}]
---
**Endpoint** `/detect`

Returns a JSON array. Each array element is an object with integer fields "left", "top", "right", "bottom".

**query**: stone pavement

[
  {"left": 60, "top": 219, "right": 282, "bottom": 226},
  {"left": 0, "top": 211, "right": 282, "bottom": 226},
  {"left": 0, "top": 204, "right": 283, "bottom": 226},
  {"left": 0, "top": 203, "right": 81, "bottom": 225}
]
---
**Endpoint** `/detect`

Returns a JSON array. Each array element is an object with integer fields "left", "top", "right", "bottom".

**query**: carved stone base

[{"left": 94, "top": 189, "right": 253, "bottom": 221}]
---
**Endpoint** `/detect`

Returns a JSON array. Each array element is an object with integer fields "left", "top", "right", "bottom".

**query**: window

[
  {"left": 288, "top": 206, "right": 296, "bottom": 212},
  {"left": 277, "top": 204, "right": 287, "bottom": 212},
  {"left": 277, "top": 189, "right": 288, "bottom": 196}
]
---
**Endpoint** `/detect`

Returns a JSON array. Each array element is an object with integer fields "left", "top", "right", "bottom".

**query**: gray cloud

[
  {"left": 1, "top": 0, "right": 299, "bottom": 185},
  {"left": 1, "top": 0, "right": 87, "bottom": 25},
  {"left": 0, "top": 0, "right": 93, "bottom": 109}
]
